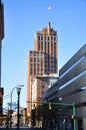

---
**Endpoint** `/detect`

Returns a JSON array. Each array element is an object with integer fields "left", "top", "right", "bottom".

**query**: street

[{"left": 0, "top": 128, "right": 43, "bottom": 130}]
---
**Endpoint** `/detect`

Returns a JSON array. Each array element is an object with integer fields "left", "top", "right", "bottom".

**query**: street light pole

[
  {"left": 10, "top": 86, "right": 19, "bottom": 130},
  {"left": 10, "top": 85, "right": 24, "bottom": 129},
  {"left": 16, "top": 87, "right": 21, "bottom": 130},
  {"left": 10, "top": 85, "right": 24, "bottom": 108}
]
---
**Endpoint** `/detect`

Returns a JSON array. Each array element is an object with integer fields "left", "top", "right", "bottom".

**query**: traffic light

[
  {"left": 71, "top": 114, "right": 76, "bottom": 120},
  {"left": 49, "top": 103, "right": 52, "bottom": 110}
]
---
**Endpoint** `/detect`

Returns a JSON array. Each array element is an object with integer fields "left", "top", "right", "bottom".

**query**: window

[
  {"left": 54, "top": 36, "right": 56, "bottom": 41},
  {"left": 44, "top": 35, "right": 46, "bottom": 40},
  {"left": 45, "top": 42, "right": 46, "bottom": 51},
  {"left": 41, "top": 42, "right": 43, "bottom": 50},
  {"left": 48, "top": 36, "right": 49, "bottom": 41},
  {"left": 51, "top": 36, "right": 53, "bottom": 40},
  {"left": 38, "top": 41, "right": 40, "bottom": 50},
  {"left": 38, "top": 35, "right": 40, "bottom": 40}
]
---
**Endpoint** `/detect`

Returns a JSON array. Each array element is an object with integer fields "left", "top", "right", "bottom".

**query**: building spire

[{"left": 47, "top": 22, "right": 51, "bottom": 35}]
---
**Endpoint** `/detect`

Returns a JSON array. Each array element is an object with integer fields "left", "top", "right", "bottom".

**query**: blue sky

[{"left": 2, "top": 0, "right": 86, "bottom": 109}]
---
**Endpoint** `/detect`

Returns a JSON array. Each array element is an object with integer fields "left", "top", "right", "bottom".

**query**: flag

[{"left": 48, "top": 6, "right": 52, "bottom": 10}]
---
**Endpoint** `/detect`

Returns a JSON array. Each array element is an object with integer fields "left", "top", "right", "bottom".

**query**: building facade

[
  {"left": 0, "top": 0, "right": 4, "bottom": 124},
  {"left": 27, "top": 22, "right": 58, "bottom": 114},
  {"left": 58, "top": 43, "right": 86, "bottom": 130},
  {"left": 44, "top": 43, "right": 86, "bottom": 130},
  {"left": 31, "top": 75, "right": 58, "bottom": 108}
]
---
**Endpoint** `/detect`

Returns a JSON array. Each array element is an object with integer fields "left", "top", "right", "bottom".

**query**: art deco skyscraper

[{"left": 27, "top": 22, "right": 58, "bottom": 113}]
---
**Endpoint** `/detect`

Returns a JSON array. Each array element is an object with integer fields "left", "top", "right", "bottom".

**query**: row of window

[
  {"left": 30, "top": 57, "right": 57, "bottom": 61},
  {"left": 38, "top": 41, "right": 57, "bottom": 51},
  {"left": 30, "top": 61, "right": 57, "bottom": 64},
  {"left": 30, "top": 53, "right": 44, "bottom": 57},
  {"left": 37, "top": 35, "right": 57, "bottom": 41},
  {"left": 30, "top": 62, "right": 57, "bottom": 67},
  {"left": 30, "top": 69, "right": 57, "bottom": 74}
]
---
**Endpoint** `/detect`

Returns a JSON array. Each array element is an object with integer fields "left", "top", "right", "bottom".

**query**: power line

[{"left": 3, "top": 94, "right": 11, "bottom": 100}]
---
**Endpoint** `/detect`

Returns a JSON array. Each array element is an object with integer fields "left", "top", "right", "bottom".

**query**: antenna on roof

[{"left": 47, "top": 5, "right": 52, "bottom": 23}]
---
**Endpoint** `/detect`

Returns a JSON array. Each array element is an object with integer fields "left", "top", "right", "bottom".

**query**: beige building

[
  {"left": 31, "top": 75, "right": 58, "bottom": 108},
  {"left": 27, "top": 22, "right": 58, "bottom": 114}
]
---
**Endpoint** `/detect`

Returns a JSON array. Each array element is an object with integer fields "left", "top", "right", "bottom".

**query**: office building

[
  {"left": 27, "top": 22, "right": 58, "bottom": 114},
  {"left": 44, "top": 43, "right": 86, "bottom": 130}
]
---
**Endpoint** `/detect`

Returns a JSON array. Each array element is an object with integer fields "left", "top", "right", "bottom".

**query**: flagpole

[{"left": 47, "top": 6, "right": 52, "bottom": 22}]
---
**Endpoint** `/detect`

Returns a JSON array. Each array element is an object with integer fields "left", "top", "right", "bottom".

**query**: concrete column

[{"left": 83, "top": 117, "right": 86, "bottom": 130}]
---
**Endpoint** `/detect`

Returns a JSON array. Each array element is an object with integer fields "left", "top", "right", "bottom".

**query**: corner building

[
  {"left": 44, "top": 43, "right": 86, "bottom": 130},
  {"left": 27, "top": 22, "right": 58, "bottom": 114}
]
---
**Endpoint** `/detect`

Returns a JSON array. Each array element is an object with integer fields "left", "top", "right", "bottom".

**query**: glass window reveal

[{"left": 60, "top": 55, "right": 86, "bottom": 79}]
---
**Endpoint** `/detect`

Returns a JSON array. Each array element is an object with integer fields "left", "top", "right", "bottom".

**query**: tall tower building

[
  {"left": 0, "top": 0, "right": 4, "bottom": 123},
  {"left": 27, "top": 22, "right": 58, "bottom": 114}
]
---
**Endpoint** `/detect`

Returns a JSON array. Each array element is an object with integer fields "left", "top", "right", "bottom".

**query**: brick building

[
  {"left": 0, "top": 0, "right": 4, "bottom": 124},
  {"left": 27, "top": 22, "right": 58, "bottom": 114}
]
